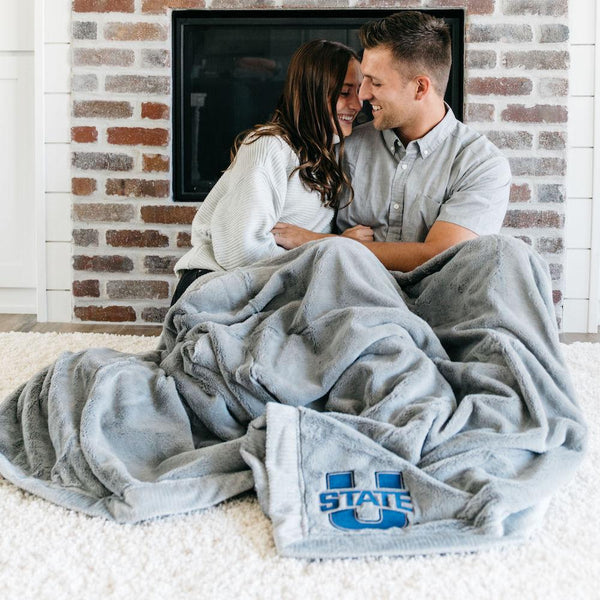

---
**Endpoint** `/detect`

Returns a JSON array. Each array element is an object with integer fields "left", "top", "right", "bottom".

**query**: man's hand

[
  {"left": 341, "top": 224, "right": 374, "bottom": 243},
  {"left": 272, "top": 222, "right": 323, "bottom": 249}
]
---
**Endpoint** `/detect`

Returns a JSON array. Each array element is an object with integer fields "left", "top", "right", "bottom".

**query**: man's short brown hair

[{"left": 359, "top": 11, "right": 452, "bottom": 97}]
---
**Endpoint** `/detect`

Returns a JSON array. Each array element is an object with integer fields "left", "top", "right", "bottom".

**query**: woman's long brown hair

[{"left": 231, "top": 40, "right": 359, "bottom": 209}]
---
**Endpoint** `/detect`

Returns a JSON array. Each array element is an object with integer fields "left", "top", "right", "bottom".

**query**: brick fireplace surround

[{"left": 70, "top": 0, "right": 569, "bottom": 324}]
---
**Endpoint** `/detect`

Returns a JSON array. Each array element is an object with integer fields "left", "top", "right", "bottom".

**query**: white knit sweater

[{"left": 174, "top": 135, "right": 334, "bottom": 274}]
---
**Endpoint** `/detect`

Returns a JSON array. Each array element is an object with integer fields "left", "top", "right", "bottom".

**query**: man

[{"left": 273, "top": 11, "right": 511, "bottom": 271}]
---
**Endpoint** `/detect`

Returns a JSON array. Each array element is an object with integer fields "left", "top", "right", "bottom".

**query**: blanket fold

[{"left": 0, "top": 235, "right": 587, "bottom": 557}]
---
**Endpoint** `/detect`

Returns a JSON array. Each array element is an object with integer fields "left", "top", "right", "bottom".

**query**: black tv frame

[{"left": 172, "top": 9, "right": 465, "bottom": 202}]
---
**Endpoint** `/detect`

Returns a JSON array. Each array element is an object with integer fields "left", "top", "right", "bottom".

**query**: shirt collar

[
  {"left": 381, "top": 103, "right": 457, "bottom": 159},
  {"left": 382, "top": 128, "right": 399, "bottom": 155},
  {"left": 415, "top": 103, "right": 456, "bottom": 158}
]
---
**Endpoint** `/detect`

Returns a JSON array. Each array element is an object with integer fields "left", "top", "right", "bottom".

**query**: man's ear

[{"left": 415, "top": 76, "right": 431, "bottom": 100}]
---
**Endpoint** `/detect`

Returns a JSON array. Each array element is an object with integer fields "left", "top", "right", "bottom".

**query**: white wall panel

[
  {"left": 43, "top": 2, "right": 72, "bottom": 321},
  {"left": 46, "top": 241, "right": 71, "bottom": 289},
  {"left": 0, "top": 288, "right": 36, "bottom": 313},
  {"left": 562, "top": 299, "right": 590, "bottom": 332},
  {"left": 46, "top": 193, "right": 72, "bottom": 241},
  {"left": 45, "top": 0, "right": 71, "bottom": 44},
  {"left": 565, "top": 198, "right": 593, "bottom": 249},
  {"left": 0, "top": 56, "right": 36, "bottom": 289},
  {"left": 570, "top": 0, "right": 596, "bottom": 45},
  {"left": 45, "top": 93, "right": 70, "bottom": 143},
  {"left": 0, "top": 1, "right": 34, "bottom": 52},
  {"left": 47, "top": 290, "right": 72, "bottom": 321},
  {"left": 44, "top": 44, "right": 70, "bottom": 94},
  {"left": 568, "top": 97, "right": 594, "bottom": 148},
  {"left": 45, "top": 143, "right": 71, "bottom": 192},
  {"left": 567, "top": 148, "right": 594, "bottom": 198},
  {"left": 565, "top": 249, "right": 591, "bottom": 298},
  {"left": 569, "top": 46, "right": 595, "bottom": 97},
  {"left": 566, "top": 0, "right": 599, "bottom": 332}
]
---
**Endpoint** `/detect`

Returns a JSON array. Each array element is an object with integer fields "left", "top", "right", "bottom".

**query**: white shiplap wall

[
  {"left": 565, "top": 0, "right": 599, "bottom": 332},
  {"left": 42, "top": 0, "right": 72, "bottom": 321}
]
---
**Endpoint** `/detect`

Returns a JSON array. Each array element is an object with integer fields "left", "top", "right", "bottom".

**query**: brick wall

[{"left": 70, "top": 0, "right": 569, "bottom": 323}]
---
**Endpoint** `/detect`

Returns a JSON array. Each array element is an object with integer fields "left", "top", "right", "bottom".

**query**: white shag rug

[{"left": 0, "top": 331, "right": 598, "bottom": 600}]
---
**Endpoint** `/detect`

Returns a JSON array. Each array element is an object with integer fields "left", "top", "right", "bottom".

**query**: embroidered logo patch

[{"left": 319, "top": 471, "right": 414, "bottom": 531}]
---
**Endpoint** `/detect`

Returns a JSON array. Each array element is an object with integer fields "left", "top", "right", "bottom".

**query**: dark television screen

[{"left": 172, "top": 9, "right": 464, "bottom": 202}]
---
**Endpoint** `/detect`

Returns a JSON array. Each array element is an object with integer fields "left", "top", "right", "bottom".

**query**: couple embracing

[{"left": 172, "top": 10, "right": 511, "bottom": 303}]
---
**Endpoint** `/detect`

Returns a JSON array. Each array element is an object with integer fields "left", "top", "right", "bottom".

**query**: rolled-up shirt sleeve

[{"left": 437, "top": 150, "right": 511, "bottom": 236}]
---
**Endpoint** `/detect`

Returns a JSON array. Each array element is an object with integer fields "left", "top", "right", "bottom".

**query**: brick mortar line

[
  {"left": 72, "top": 249, "right": 190, "bottom": 254},
  {"left": 72, "top": 232, "right": 194, "bottom": 240},
  {"left": 72, "top": 228, "right": 193, "bottom": 235},
  {"left": 70, "top": 97, "right": 172, "bottom": 107},
  {"left": 70, "top": 121, "right": 172, "bottom": 126},
  {"left": 75, "top": 273, "right": 180, "bottom": 278},
  {"left": 77, "top": 57, "right": 171, "bottom": 68},
  {"left": 72, "top": 246, "right": 189, "bottom": 253},
  {"left": 72, "top": 14, "right": 173, "bottom": 25},
  {"left": 71, "top": 68, "right": 172, "bottom": 77},
  {"left": 72, "top": 42, "right": 171, "bottom": 50}
]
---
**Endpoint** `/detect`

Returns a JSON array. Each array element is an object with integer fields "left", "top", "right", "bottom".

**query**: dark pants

[{"left": 171, "top": 268, "right": 213, "bottom": 306}]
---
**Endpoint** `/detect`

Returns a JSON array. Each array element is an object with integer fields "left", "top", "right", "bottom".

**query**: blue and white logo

[{"left": 319, "top": 471, "right": 414, "bottom": 531}]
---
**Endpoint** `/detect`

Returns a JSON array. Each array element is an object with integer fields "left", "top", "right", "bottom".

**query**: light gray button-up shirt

[{"left": 336, "top": 107, "right": 511, "bottom": 242}]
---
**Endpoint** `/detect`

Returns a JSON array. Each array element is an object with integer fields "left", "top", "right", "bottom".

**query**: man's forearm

[
  {"left": 360, "top": 241, "right": 441, "bottom": 271},
  {"left": 360, "top": 221, "right": 479, "bottom": 272}
]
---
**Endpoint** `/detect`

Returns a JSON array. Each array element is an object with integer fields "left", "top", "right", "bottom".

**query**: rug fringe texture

[{"left": 0, "top": 331, "right": 597, "bottom": 600}]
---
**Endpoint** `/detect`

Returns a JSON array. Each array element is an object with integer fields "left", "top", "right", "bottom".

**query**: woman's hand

[
  {"left": 271, "top": 222, "right": 373, "bottom": 250},
  {"left": 341, "top": 224, "right": 374, "bottom": 243},
  {"left": 272, "top": 222, "right": 323, "bottom": 249}
]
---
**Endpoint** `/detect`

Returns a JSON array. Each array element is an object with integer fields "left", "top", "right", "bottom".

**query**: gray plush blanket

[{"left": 0, "top": 236, "right": 587, "bottom": 558}]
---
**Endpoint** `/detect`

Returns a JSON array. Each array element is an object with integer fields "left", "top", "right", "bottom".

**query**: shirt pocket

[{"left": 403, "top": 193, "right": 443, "bottom": 241}]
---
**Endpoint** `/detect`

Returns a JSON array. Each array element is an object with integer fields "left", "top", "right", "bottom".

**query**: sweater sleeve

[{"left": 210, "top": 136, "right": 290, "bottom": 270}]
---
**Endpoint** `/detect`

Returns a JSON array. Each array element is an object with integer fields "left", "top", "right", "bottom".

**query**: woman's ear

[{"left": 415, "top": 76, "right": 431, "bottom": 100}]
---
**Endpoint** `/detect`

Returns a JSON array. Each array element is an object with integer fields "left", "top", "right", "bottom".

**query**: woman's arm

[
  {"left": 209, "top": 137, "right": 290, "bottom": 270},
  {"left": 271, "top": 222, "right": 374, "bottom": 249}
]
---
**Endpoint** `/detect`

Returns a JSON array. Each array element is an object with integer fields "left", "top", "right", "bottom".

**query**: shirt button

[
  {"left": 393, "top": 203, "right": 400, "bottom": 210},
  {"left": 423, "top": 150, "right": 429, "bottom": 156},
  {"left": 401, "top": 164, "right": 407, "bottom": 170}
]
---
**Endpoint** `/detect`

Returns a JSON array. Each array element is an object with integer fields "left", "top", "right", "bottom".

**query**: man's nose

[{"left": 358, "top": 80, "right": 371, "bottom": 101}]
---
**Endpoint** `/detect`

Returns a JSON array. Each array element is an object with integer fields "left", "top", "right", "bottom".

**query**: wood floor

[
  {"left": 0, "top": 314, "right": 162, "bottom": 337},
  {"left": 0, "top": 313, "right": 598, "bottom": 343}
]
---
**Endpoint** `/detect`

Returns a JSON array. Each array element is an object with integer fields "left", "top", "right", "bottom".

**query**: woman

[{"left": 172, "top": 39, "right": 371, "bottom": 305}]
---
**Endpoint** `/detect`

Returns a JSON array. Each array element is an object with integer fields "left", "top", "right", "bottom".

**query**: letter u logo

[{"left": 326, "top": 471, "right": 412, "bottom": 531}]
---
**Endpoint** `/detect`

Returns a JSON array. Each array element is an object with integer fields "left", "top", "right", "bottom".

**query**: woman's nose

[{"left": 350, "top": 91, "right": 363, "bottom": 111}]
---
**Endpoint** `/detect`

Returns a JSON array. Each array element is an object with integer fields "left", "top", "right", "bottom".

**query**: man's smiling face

[{"left": 359, "top": 46, "right": 418, "bottom": 133}]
